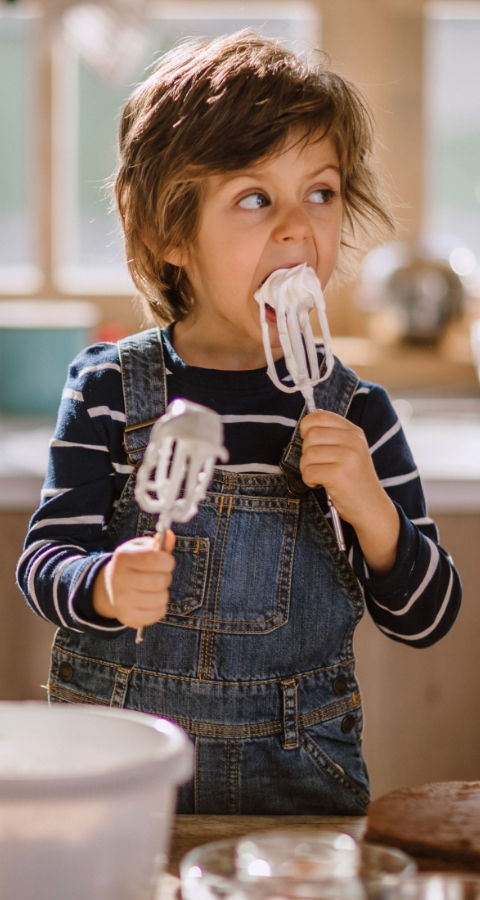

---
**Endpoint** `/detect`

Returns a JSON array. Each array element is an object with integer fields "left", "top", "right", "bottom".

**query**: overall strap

[
  {"left": 280, "top": 356, "right": 360, "bottom": 494},
  {"left": 118, "top": 327, "right": 168, "bottom": 466}
]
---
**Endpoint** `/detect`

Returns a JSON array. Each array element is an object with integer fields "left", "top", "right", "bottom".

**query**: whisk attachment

[
  {"left": 134, "top": 398, "right": 228, "bottom": 642},
  {"left": 255, "top": 264, "right": 345, "bottom": 551},
  {"left": 255, "top": 263, "right": 334, "bottom": 412}
]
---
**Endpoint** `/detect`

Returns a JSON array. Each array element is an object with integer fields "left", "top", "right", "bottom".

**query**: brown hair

[{"left": 114, "top": 30, "right": 394, "bottom": 323}]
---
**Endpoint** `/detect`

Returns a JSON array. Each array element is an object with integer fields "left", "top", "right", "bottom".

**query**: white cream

[
  {"left": 135, "top": 399, "right": 228, "bottom": 531},
  {"left": 134, "top": 399, "right": 228, "bottom": 642},
  {"left": 254, "top": 263, "right": 334, "bottom": 412}
]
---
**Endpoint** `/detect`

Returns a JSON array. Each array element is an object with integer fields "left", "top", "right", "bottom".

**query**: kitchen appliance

[{"left": 0, "top": 300, "right": 99, "bottom": 415}]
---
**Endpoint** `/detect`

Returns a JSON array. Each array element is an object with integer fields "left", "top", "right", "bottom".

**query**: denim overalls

[{"left": 48, "top": 328, "right": 370, "bottom": 815}]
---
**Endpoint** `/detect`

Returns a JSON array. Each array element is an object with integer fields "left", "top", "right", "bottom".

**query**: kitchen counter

[
  {"left": 167, "top": 814, "right": 366, "bottom": 877},
  {"left": 0, "top": 417, "right": 53, "bottom": 509},
  {"left": 392, "top": 395, "right": 480, "bottom": 511},
  {"left": 2, "top": 397, "right": 480, "bottom": 513}
]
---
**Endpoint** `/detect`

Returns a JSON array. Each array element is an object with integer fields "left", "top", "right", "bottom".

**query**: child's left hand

[{"left": 299, "top": 410, "right": 400, "bottom": 573}]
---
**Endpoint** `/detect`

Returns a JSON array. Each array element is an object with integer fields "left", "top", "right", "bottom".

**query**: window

[
  {"left": 424, "top": 2, "right": 480, "bottom": 276},
  {"left": 0, "top": 6, "right": 40, "bottom": 291},
  {"left": 0, "top": 1, "right": 320, "bottom": 299}
]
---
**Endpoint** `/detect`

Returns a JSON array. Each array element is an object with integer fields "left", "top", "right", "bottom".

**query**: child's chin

[
  {"left": 268, "top": 335, "right": 283, "bottom": 357},
  {"left": 267, "top": 322, "right": 281, "bottom": 348}
]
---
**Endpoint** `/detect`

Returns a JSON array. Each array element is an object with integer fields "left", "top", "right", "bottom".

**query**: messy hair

[{"left": 114, "top": 30, "right": 394, "bottom": 324}]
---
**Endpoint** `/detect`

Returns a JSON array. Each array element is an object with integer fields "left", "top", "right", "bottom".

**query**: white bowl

[{"left": 0, "top": 702, "right": 192, "bottom": 900}]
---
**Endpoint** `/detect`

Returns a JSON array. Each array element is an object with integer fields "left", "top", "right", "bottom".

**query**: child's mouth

[{"left": 264, "top": 303, "right": 277, "bottom": 324}]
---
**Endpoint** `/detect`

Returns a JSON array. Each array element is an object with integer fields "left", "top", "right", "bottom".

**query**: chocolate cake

[{"left": 365, "top": 781, "right": 480, "bottom": 872}]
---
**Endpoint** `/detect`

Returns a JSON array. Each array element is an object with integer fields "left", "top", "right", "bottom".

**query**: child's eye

[
  {"left": 237, "top": 192, "right": 269, "bottom": 210},
  {"left": 308, "top": 188, "right": 335, "bottom": 204}
]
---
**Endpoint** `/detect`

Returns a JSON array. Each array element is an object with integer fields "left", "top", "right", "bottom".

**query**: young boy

[{"left": 17, "top": 31, "right": 461, "bottom": 815}]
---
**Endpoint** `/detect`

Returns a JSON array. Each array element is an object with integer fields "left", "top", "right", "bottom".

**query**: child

[{"left": 17, "top": 31, "right": 461, "bottom": 815}]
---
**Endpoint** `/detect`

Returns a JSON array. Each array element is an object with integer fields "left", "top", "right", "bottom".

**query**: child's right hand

[{"left": 92, "top": 531, "right": 176, "bottom": 630}]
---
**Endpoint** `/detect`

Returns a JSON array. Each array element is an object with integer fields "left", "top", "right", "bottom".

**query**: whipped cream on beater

[
  {"left": 254, "top": 263, "right": 334, "bottom": 411},
  {"left": 255, "top": 264, "right": 346, "bottom": 551}
]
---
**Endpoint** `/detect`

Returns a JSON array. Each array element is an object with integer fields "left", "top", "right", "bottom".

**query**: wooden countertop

[
  {"left": 166, "top": 814, "right": 366, "bottom": 876},
  {"left": 157, "top": 815, "right": 365, "bottom": 899}
]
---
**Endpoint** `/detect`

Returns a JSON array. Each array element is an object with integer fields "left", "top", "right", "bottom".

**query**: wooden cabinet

[
  {"left": 1, "top": 511, "right": 55, "bottom": 701},
  {"left": 356, "top": 512, "right": 480, "bottom": 797}
]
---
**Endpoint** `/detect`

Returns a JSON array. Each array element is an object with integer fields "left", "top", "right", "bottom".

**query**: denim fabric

[{"left": 48, "top": 328, "right": 369, "bottom": 814}]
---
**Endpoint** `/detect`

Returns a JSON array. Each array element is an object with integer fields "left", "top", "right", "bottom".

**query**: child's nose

[{"left": 271, "top": 203, "right": 312, "bottom": 243}]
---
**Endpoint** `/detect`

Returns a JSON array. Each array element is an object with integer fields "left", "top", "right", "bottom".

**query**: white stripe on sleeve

[
  {"left": 53, "top": 555, "right": 84, "bottom": 629},
  {"left": 371, "top": 536, "right": 439, "bottom": 616},
  {"left": 369, "top": 420, "right": 402, "bottom": 455},
  {"left": 62, "top": 388, "right": 84, "bottom": 402},
  {"left": 411, "top": 515, "right": 436, "bottom": 527},
  {"left": 18, "top": 539, "right": 50, "bottom": 569},
  {"left": 353, "top": 386, "right": 370, "bottom": 396},
  {"left": 30, "top": 515, "right": 105, "bottom": 531},
  {"left": 113, "top": 462, "right": 134, "bottom": 474},
  {"left": 221, "top": 414, "right": 297, "bottom": 427},
  {"left": 50, "top": 439, "right": 109, "bottom": 453},
  {"left": 27, "top": 544, "right": 66, "bottom": 621},
  {"left": 378, "top": 567, "right": 454, "bottom": 642},
  {"left": 380, "top": 469, "right": 419, "bottom": 488},
  {"left": 78, "top": 362, "right": 122, "bottom": 376},
  {"left": 67, "top": 560, "right": 127, "bottom": 633},
  {"left": 87, "top": 405, "right": 126, "bottom": 422},
  {"left": 41, "top": 487, "right": 72, "bottom": 499}
]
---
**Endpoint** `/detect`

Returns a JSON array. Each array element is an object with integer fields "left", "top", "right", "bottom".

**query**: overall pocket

[
  {"left": 139, "top": 494, "right": 300, "bottom": 634},
  {"left": 299, "top": 715, "right": 370, "bottom": 812}
]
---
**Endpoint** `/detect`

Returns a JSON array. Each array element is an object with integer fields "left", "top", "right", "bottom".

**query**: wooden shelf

[{"left": 332, "top": 334, "right": 478, "bottom": 395}]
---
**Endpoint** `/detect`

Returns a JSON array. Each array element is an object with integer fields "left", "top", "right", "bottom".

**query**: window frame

[{"left": 0, "top": 0, "right": 320, "bottom": 302}]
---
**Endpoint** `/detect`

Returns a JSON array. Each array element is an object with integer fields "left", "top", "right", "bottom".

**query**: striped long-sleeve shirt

[{"left": 17, "top": 327, "right": 461, "bottom": 647}]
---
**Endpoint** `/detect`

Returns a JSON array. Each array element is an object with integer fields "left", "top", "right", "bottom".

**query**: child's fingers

[
  {"left": 117, "top": 593, "right": 170, "bottom": 630},
  {"left": 299, "top": 409, "right": 349, "bottom": 437},
  {"left": 116, "top": 535, "right": 176, "bottom": 571},
  {"left": 152, "top": 532, "right": 163, "bottom": 552},
  {"left": 107, "top": 573, "right": 171, "bottom": 628},
  {"left": 161, "top": 528, "right": 176, "bottom": 553},
  {"left": 102, "top": 532, "right": 177, "bottom": 626},
  {"left": 126, "top": 549, "right": 176, "bottom": 576},
  {"left": 126, "top": 567, "right": 174, "bottom": 593},
  {"left": 129, "top": 530, "right": 176, "bottom": 554},
  {"left": 300, "top": 411, "right": 367, "bottom": 457},
  {"left": 298, "top": 409, "right": 376, "bottom": 502}
]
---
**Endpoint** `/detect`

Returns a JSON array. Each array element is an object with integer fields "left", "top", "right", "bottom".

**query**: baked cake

[{"left": 365, "top": 781, "right": 480, "bottom": 872}]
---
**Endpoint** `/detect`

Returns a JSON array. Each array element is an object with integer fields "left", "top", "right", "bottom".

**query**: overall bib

[{"left": 48, "top": 328, "right": 370, "bottom": 815}]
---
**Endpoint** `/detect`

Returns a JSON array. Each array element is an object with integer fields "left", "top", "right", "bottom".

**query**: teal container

[{"left": 0, "top": 301, "right": 99, "bottom": 415}]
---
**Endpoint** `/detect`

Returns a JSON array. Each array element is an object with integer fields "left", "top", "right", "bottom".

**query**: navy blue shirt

[{"left": 17, "top": 327, "right": 461, "bottom": 648}]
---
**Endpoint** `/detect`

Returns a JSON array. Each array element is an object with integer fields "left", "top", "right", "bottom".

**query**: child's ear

[
  {"left": 142, "top": 230, "right": 185, "bottom": 268},
  {"left": 163, "top": 246, "right": 185, "bottom": 267}
]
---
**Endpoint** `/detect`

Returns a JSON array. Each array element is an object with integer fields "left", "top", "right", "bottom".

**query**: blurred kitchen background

[{"left": 0, "top": 0, "right": 479, "bottom": 798}]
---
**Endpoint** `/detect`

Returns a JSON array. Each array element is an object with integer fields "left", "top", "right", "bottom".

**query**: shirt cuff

[
  {"left": 70, "top": 554, "right": 128, "bottom": 633},
  {"left": 362, "top": 504, "right": 419, "bottom": 609}
]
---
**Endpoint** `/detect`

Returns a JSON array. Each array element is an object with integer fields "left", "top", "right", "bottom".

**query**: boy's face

[{"left": 169, "top": 129, "right": 343, "bottom": 369}]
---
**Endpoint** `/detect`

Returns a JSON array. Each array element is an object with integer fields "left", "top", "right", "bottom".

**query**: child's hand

[
  {"left": 299, "top": 411, "right": 381, "bottom": 523},
  {"left": 299, "top": 411, "right": 400, "bottom": 573},
  {"left": 93, "top": 531, "right": 176, "bottom": 629}
]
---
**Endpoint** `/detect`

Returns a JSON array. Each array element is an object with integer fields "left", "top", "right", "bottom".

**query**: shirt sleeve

[
  {"left": 16, "top": 342, "right": 131, "bottom": 636},
  {"left": 346, "top": 382, "right": 462, "bottom": 648}
]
